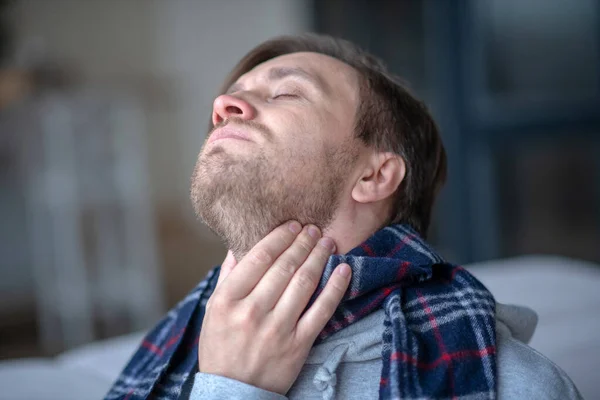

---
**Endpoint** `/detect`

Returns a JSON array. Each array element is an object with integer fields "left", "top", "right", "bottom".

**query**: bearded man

[{"left": 106, "top": 34, "right": 581, "bottom": 400}]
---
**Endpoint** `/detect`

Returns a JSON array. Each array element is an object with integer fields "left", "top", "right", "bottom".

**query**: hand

[{"left": 198, "top": 221, "right": 352, "bottom": 395}]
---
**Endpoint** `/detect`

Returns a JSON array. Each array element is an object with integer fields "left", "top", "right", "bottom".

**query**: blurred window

[
  {"left": 474, "top": 0, "right": 600, "bottom": 105},
  {"left": 498, "top": 133, "right": 600, "bottom": 261},
  {"left": 314, "top": 0, "right": 426, "bottom": 95}
]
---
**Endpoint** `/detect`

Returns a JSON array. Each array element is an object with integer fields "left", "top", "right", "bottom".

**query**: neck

[{"left": 322, "top": 202, "right": 390, "bottom": 255}]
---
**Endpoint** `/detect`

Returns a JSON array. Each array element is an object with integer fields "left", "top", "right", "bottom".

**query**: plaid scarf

[{"left": 106, "top": 224, "right": 497, "bottom": 399}]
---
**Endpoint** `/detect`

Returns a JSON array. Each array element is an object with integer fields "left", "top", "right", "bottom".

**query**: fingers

[
  {"left": 216, "top": 250, "right": 237, "bottom": 287},
  {"left": 219, "top": 221, "right": 302, "bottom": 300},
  {"left": 296, "top": 263, "right": 351, "bottom": 343},
  {"left": 273, "top": 236, "right": 337, "bottom": 328},
  {"left": 248, "top": 225, "right": 321, "bottom": 310}
]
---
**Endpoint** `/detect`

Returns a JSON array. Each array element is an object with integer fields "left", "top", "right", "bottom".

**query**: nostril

[
  {"left": 225, "top": 105, "right": 242, "bottom": 115},
  {"left": 213, "top": 112, "right": 223, "bottom": 125}
]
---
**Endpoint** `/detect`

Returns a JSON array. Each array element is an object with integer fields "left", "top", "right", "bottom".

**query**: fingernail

[
  {"left": 288, "top": 221, "right": 301, "bottom": 233},
  {"left": 337, "top": 263, "right": 351, "bottom": 278},
  {"left": 319, "top": 237, "right": 334, "bottom": 251},
  {"left": 308, "top": 225, "right": 321, "bottom": 238}
]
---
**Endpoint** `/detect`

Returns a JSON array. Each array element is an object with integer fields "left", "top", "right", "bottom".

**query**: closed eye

[{"left": 273, "top": 93, "right": 300, "bottom": 99}]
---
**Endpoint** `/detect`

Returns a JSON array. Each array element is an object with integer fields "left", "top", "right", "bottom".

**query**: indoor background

[{"left": 0, "top": 0, "right": 598, "bottom": 397}]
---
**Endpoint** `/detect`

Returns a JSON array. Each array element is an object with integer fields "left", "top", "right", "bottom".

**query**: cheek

[
  {"left": 267, "top": 108, "right": 343, "bottom": 170},
  {"left": 280, "top": 109, "right": 315, "bottom": 134},
  {"left": 270, "top": 111, "right": 322, "bottom": 150},
  {"left": 313, "top": 103, "right": 353, "bottom": 146}
]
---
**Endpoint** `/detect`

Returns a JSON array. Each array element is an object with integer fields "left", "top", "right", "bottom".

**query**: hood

[{"left": 495, "top": 303, "right": 538, "bottom": 344}]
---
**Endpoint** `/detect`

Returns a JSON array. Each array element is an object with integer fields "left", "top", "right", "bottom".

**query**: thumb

[{"left": 216, "top": 250, "right": 237, "bottom": 287}]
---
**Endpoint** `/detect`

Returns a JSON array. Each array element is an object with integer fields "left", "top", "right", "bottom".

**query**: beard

[{"left": 190, "top": 129, "right": 357, "bottom": 259}]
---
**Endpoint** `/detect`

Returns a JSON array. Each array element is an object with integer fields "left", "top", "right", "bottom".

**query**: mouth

[{"left": 207, "top": 127, "right": 253, "bottom": 144}]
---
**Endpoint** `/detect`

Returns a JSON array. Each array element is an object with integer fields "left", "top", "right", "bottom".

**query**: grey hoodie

[{"left": 187, "top": 304, "right": 582, "bottom": 399}]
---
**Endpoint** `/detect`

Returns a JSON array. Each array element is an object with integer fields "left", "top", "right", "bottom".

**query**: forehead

[{"left": 239, "top": 52, "right": 360, "bottom": 96}]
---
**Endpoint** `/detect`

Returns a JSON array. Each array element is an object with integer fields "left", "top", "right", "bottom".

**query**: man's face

[{"left": 191, "top": 52, "right": 361, "bottom": 257}]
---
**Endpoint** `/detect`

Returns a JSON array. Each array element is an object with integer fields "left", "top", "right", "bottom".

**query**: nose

[{"left": 212, "top": 94, "right": 257, "bottom": 126}]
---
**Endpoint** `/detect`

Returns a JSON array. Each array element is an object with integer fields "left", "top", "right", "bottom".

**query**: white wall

[{"left": 12, "top": 0, "right": 310, "bottom": 214}]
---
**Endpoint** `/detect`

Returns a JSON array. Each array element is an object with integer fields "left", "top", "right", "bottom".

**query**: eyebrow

[{"left": 226, "top": 66, "right": 327, "bottom": 95}]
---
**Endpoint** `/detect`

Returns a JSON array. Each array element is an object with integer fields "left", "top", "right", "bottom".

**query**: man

[{"left": 106, "top": 34, "right": 581, "bottom": 399}]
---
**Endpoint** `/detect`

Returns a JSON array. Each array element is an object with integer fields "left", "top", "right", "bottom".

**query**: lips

[{"left": 208, "top": 127, "right": 253, "bottom": 144}]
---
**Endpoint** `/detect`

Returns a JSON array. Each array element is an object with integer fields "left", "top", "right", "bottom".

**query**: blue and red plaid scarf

[{"left": 106, "top": 224, "right": 497, "bottom": 399}]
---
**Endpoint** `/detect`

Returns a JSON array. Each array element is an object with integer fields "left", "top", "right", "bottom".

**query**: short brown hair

[{"left": 217, "top": 33, "right": 447, "bottom": 238}]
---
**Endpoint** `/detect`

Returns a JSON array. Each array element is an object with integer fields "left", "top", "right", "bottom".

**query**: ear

[{"left": 352, "top": 152, "right": 406, "bottom": 204}]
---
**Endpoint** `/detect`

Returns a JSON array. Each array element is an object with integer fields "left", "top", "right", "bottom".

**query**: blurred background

[{"left": 0, "top": 0, "right": 598, "bottom": 373}]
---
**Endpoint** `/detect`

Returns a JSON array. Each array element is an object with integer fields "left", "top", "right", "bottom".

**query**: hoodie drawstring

[{"left": 312, "top": 343, "right": 350, "bottom": 400}]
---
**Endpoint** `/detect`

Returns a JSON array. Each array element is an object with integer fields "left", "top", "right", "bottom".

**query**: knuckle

[
  {"left": 206, "top": 294, "right": 224, "bottom": 310},
  {"left": 236, "top": 303, "right": 261, "bottom": 326},
  {"left": 328, "top": 275, "right": 349, "bottom": 294},
  {"left": 250, "top": 248, "right": 273, "bottom": 264},
  {"left": 275, "top": 260, "right": 297, "bottom": 277},
  {"left": 314, "top": 298, "right": 337, "bottom": 318},
  {"left": 296, "top": 238, "right": 314, "bottom": 254},
  {"left": 262, "top": 323, "right": 281, "bottom": 342},
  {"left": 295, "top": 271, "right": 318, "bottom": 290}
]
